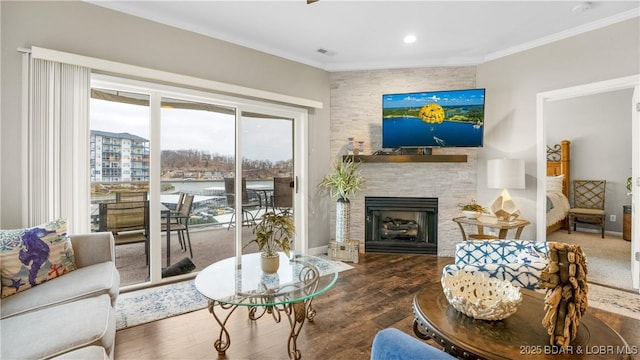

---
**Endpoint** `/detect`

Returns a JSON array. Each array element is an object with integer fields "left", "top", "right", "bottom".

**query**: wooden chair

[
  {"left": 98, "top": 200, "right": 149, "bottom": 263},
  {"left": 568, "top": 180, "right": 606, "bottom": 238},
  {"left": 162, "top": 194, "right": 194, "bottom": 258},
  {"left": 272, "top": 176, "right": 293, "bottom": 216}
]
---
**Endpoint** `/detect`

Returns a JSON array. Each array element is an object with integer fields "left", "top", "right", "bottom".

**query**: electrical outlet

[{"left": 609, "top": 214, "right": 616, "bottom": 222}]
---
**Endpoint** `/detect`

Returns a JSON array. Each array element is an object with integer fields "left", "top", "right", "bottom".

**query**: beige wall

[
  {"left": 476, "top": 17, "right": 640, "bottom": 240},
  {"left": 0, "top": 1, "right": 332, "bottom": 248}
]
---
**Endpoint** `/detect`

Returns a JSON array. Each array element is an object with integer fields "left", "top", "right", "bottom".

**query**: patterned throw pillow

[
  {"left": 546, "top": 175, "right": 564, "bottom": 193},
  {"left": 0, "top": 219, "right": 76, "bottom": 297},
  {"left": 516, "top": 245, "right": 547, "bottom": 264}
]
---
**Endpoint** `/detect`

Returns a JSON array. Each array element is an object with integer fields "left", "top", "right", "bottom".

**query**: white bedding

[{"left": 547, "top": 191, "right": 570, "bottom": 226}]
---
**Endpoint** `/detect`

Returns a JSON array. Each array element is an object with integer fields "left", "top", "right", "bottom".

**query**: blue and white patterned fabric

[{"left": 443, "top": 240, "right": 549, "bottom": 289}]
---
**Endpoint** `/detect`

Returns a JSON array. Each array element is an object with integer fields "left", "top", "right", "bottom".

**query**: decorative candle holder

[
  {"left": 358, "top": 141, "right": 364, "bottom": 155},
  {"left": 347, "top": 137, "right": 354, "bottom": 155}
]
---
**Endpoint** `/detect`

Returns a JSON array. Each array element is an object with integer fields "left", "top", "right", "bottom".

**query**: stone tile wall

[{"left": 329, "top": 67, "right": 478, "bottom": 256}]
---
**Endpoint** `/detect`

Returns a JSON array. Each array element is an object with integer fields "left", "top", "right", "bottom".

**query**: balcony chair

[
  {"left": 162, "top": 193, "right": 194, "bottom": 258},
  {"left": 272, "top": 176, "right": 293, "bottom": 216},
  {"left": 568, "top": 180, "right": 606, "bottom": 238},
  {"left": 98, "top": 200, "right": 149, "bottom": 265},
  {"left": 115, "top": 191, "right": 147, "bottom": 202},
  {"left": 224, "top": 178, "right": 260, "bottom": 229}
]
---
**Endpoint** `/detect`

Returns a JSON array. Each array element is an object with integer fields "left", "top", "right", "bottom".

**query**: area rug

[
  {"left": 587, "top": 283, "right": 640, "bottom": 319},
  {"left": 115, "top": 255, "right": 354, "bottom": 330}
]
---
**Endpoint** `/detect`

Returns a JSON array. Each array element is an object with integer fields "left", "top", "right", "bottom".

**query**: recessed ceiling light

[
  {"left": 572, "top": 2, "right": 592, "bottom": 14},
  {"left": 403, "top": 34, "right": 417, "bottom": 44}
]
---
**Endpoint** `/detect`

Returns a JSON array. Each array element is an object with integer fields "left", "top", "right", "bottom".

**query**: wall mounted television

[{"left": 382, "top": 88, "right": 485, "bottom": 148}]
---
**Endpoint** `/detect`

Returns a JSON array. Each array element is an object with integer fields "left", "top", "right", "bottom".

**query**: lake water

[
  {"left": 383, "top": 116, "right": 483, "bottom": 147},
  {"left": 164, "top": 180, "right": 275, "bottom": 195}
]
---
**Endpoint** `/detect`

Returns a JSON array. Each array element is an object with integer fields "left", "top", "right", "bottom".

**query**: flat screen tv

[{"left": 382, "top": 88, "right": 485, "bottom": 148}]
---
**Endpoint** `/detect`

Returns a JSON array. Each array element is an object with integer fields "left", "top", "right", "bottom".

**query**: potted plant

[
  {"left": 245, "top": 212, "right": 295, "bottom": 273},
  {"left": 459, "top": 200, "right": 486, "bottom": 219},
  {"left": 318, "top": 156, "right": 365, "bottom": 242}
]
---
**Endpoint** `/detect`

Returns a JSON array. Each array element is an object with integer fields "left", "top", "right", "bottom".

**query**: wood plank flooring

[{"left": 114, "top": 253, "right": 640, "bottom": 360}]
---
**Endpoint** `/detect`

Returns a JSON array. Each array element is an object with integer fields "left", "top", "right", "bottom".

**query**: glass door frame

[{"left": 92, "top": 74, "right": 308, "bottom": 290}]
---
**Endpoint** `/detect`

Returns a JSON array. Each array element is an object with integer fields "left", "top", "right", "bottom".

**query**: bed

[{"left": 546, "top": 140, "right": 571, "bottom": 234}]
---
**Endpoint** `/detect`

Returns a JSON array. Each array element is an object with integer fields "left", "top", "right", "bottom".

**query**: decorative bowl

[
  {"left": 462, "top": 210, "right": 482, "bottom": 219},
  {"left": 441, "top": 271, "right": 522, "bottom": 321}
]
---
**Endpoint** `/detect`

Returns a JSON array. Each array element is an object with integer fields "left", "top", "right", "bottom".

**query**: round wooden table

[{"left": 413, "top": 282, "right": 632, "bottom": 359}]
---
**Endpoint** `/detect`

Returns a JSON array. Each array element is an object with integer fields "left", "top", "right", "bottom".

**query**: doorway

[{"left": 536, "top": 75, "right": 640, "bottom": 292}]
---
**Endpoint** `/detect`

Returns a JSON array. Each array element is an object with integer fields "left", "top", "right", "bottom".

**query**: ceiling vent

[{"left": 316, "top": 48, "right": 336, "bottom": 56}]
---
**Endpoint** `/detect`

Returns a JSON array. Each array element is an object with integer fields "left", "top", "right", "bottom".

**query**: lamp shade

[{"left": 487, "top": 159, "right": 525, "bottom": 189}]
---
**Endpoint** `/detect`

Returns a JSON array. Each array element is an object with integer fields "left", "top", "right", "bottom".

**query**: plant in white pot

[
  {"left": 245, "top": 212, "right": 294, "bottom": 273},
  {"left": 319, "top": 157, "right": 365, "bottom": 243},
  {"left": 459, "top": 199, "right": 487, "bottom": 219}
]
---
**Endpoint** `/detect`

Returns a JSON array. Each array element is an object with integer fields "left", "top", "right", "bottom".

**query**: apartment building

[{"left": 90, "top": 130, "right": 149, "bottom": 183}]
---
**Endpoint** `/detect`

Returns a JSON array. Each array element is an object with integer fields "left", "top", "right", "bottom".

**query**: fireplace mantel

[{"left": 344, "top": 154, "right": 467, "bottom": 163}]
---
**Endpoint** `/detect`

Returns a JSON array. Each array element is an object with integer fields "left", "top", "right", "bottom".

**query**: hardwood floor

[{"left": 114, "top": 253, "right": 640, "bottom": 360}]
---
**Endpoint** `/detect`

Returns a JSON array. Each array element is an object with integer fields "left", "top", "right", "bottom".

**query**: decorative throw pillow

[
  {"left": 0, "top": 219, "right": 76, "bottom": 298},
  {"left": 546, "top": 175, "right": 564, "bottom": 193},
  {"left": 516, "top": 245, "right": 547, "bottom": 264}
]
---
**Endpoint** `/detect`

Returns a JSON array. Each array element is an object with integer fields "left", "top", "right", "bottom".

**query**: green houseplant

[
  {"left": 459, "top": 200, "right": 486, "bottom": 219},
  {"left": 319, "top": 157, "right": 365, "bottom": 242},
  {"left": 245, "top": 212, "right": 295, "bottom": 273}
]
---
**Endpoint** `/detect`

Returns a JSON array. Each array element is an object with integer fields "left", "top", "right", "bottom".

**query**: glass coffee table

[{"left": 195, "top": 252, "right": 338, "bottom": 359}]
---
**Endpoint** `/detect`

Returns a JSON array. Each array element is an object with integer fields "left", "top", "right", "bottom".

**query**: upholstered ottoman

[{"left": 0, "top": 294, "right": 115, "bottom": 359}]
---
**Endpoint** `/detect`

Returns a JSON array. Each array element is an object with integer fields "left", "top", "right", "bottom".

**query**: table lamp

[{"left": 487, "top": 159, "right": 525, "bottom": 222}]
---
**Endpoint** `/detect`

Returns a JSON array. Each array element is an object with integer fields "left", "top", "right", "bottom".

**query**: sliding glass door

[
  {"left": 90, "top": 89, "right": 151, "bottom": 286},
  {"left": 240, "top": 111, "right": 295, "bottom": 255},
  {"left": 159, "top": 97, "right": 237, "bottom": 279},
  {"left": 90, "top": 75, "right": 307, "bottom": 288}
]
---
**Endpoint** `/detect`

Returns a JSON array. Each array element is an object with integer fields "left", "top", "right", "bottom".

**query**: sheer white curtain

[{"left": 22, "top": 55, "right": 90, "bottom": 233}]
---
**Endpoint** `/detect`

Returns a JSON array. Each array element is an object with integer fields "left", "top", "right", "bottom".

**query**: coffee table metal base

[{"left": 207, "top": 297, "right": 317, "bottom": 360}]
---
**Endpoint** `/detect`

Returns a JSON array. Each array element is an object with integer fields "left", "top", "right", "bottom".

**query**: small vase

[
  {"left": 335, "top": 197, "right": 351, "bottom": 243},
  {"left": 261, "top": 253, "right": 280, "bottom": 274}
]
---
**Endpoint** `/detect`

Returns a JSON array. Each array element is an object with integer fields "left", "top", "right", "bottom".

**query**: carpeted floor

[
  {"left": 115, "top": 255, "right": 354, "bottom": 330},
  {"left": 547, "top": 230, "right": 634, "bottom": 291}
]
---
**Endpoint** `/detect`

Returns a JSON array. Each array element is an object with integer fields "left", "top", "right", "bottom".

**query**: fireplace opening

[{"left": 365, "top": 197, "right": 437, "bottom": 254}]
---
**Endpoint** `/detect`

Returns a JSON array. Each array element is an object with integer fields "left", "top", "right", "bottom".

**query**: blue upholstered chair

[
  {"left": 442, "top": 240, "right": 549, "bottom": 289},
  {"left": 371, "top": 328, "right": 455, "bottom": 360}
]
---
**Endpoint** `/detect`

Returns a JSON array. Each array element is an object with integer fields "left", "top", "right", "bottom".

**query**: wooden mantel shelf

[{"left": 343, "top": 154, "right": 467, "bottom": 163}]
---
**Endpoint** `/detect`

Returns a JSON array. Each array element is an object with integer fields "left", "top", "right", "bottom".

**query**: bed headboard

[{"left": 546, "top": 139, "right": 570, "bottom": 198}]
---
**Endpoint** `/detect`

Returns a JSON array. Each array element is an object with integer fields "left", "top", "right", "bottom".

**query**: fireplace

[{"left": 365, "top": 197, "right": 437, "bottom": 254}]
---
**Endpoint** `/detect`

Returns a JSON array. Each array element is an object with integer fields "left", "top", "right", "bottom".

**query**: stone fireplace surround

[
  {"left": 329, "top": 67, "right": 479, "bottom": 257},
  {"left": 342, "top": 155, "right": 478, "bottom": 257}
]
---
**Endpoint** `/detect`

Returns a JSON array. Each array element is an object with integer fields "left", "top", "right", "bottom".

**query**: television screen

[{"left": 382, "top": 88, "right": 485, "bottom": 148}]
